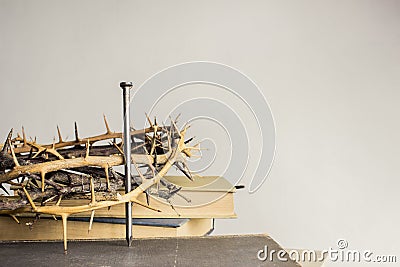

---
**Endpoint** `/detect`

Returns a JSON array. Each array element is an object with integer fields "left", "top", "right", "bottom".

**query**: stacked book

[{"left": 0, "top": 176, "right": 236, "bottom": 241}]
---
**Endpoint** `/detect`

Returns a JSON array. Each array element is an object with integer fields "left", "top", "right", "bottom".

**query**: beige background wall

[{"left": 1, "top": 1, "right": 399, "bottom": 265}]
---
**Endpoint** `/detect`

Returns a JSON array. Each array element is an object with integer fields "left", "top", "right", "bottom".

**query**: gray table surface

[{"left": 0, "top": 234, "right": 300, "bottom": 267}]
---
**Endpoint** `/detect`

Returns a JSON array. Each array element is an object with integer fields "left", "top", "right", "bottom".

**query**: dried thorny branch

[{"left": 0, "top": 115, "right": 200, "bottom": 252}]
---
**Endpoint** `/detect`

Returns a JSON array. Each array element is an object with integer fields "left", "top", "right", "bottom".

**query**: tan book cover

[{"left": 0, "top": 216, "right": 213, "bottom": 241}]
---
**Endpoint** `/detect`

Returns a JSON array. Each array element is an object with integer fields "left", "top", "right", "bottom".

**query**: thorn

[
  {"left": 52, "top": 215, "right": 58, "bottom": 221},
  {"left": 131, "top": 199, "right": 161, "bottom": 212},
  {"left": 22, "top": 186, "right": 37, "bottom": 211},
  {"left": 28, "top": 147, "right": 33, "bottom": 159},
  {"left": 22, "top": 127, "right": 27, "bottom": 145},
  {"left": 40, "top": 171, "right": 46, "bottom": 192},
  {"left": 145, "top": 113, "right": 153, "bottom": 127},
  {"left": 145, "top": 191, "right": 150, "bottom": 206},
  {"left": 31, "top": 142, "right": 64, "bottom": 160},
  {"left": 61, "top": 214, "right": 68, "bottom": 254},
  {"left": 32, "top": 147, "right": 45, "bottom": 159},
  {"left": 1, "top": 129, "right": 13, "bottom": 155},
  {"left": 88, "top": 210, "right": 95, "bottom": 233},
  {"left": 168, "top": 199, "right": 180, "bottom": 216},
  {"left": 85, "top": 139, "right": 90, "bottom": 158},
  {"left": 89, "top": 176, "right": 96, "bottom": 205},
  {"left": 169, "top": 116, "right": 181, "bottom": 137},
  {"left": 111, "top": 141, "right": 124, "bottom": 156},
  {"left": 192, "top": 140, "right": 206, "bottom": 148},
  {"left": 184, "top": 137, "right": 194, "bottom": 144},
  {"left": 175, "top": 161, "right": 193, "bottom": 181},
  {"left": 8, "top": 139, "right": 20, "bottom": 167},
  {"left": 182, "top": 122, "right": 191, "bottom": 130},
  {"left": 149, "top": 128, "right": 157, "bottom": 156},
  {"left": 29, "top": 179, "right": 40, "bottom": 189},
  {"left": 169, "top": 184, "right": 182, "bottom": 195},
  {"left": 179, "top": 124, "right": 190, "bottom": 138},
  {"left": 103, "top": 114, "right": 111, "bottom": 134},
  {"left": 56, "top": 195, "right": 63, "bottom": 206},
  {"left": 175, "top": 113, "right": 181, "bottom": 123},
  {"left": 57, "top": 126, "right": 63, "bottom": 143},
  {"left": 104, "top": 166, "right": 110, "bottom": 190},
  {"left": 74, "top": 122, "right": 79, "bottom": 142},
  {"left": 10, "top": 215, "right": 20, "bottom": 224},
  {"left": 42, "top": 195, "right": 58, "bottom": 204},
  {"left": 132, "top": 160, "right": 145, "bottom": 182},
  {"left": 176, "top": 192, "right": 191, "bottom": 203}
]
